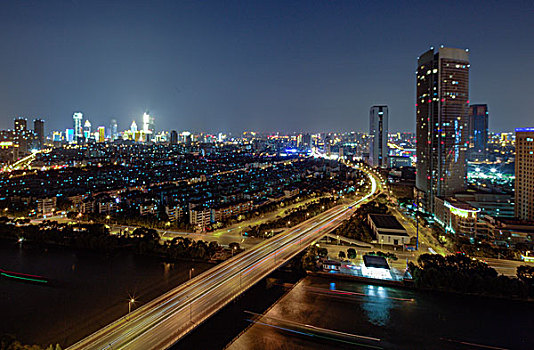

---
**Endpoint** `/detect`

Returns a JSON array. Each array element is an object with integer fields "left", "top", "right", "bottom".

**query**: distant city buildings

[
  {"left": 84, "top": 119, "right": 92, "bottom": 142},
  {"left": 515, "top": 128, "right": 534, "bottom": 221},
  {"left": 33, "top": 119, "right": 45, "bottom": 149},
  {"left": 97, "top": 126, "right": 105, "bottom": 143},
  {"left": 468, "top": 104, "right": 489, "bottom": 160},
  {"left": 415, "top": 47, "right": 470, "bottom": 213},
  {"left": 73, "top": 112, "right": 83, "bottom": 143},
  {"left": 170, "top": 130, "right": 178, "bottom": 145},
  {"left": 13, "top": 117, "right": 28, "bottom": 155},
  {"left": 369, "top": 105, "right": 388, "bottom": 168},
  {"left": 110, "top": 119, "right": 118, "bottom": 141},
  {"left": 142, "top": 112, "right": 155, "bottom": 135},
  {"left": 130, "top": 120, "right": 138, "bottom": 133}
]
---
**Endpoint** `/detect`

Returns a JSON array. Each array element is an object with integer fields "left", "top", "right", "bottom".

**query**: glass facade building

[
  {"left": 415, "top": 47, "right": 470, "bottom": 213},
  {"left": 468, "top": 104, "right": 489, "bottom": 160}
]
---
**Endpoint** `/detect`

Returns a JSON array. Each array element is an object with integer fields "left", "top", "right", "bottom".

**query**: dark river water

[
  {"left": 2, "top": 239, "right": 534, "bottom": 350},
  {"left": 0, "top": 240, "right": 212, "bottom": 348},
  {"left": 228, "top": 276, "right": 534, "bottom": 350}
]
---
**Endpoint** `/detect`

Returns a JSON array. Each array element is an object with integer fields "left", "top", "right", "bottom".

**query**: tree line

[
  {"left": 409, "top": 253, "right": 534, "bottom": 299},
  {"left": 0, "top": 218, "right": 221, "bottom": 262}
]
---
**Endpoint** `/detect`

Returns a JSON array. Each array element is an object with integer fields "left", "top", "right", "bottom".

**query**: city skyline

[
  {"left": 1, "top": 1, "right": 533, "bottom": 133},
  {"left": 2, "top": 2, "right": 534, "bottom": 350}
]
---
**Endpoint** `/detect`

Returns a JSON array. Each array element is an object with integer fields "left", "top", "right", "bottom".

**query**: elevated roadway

[{"left": 67, "top": 167, "right": 379, "bottom": 350}]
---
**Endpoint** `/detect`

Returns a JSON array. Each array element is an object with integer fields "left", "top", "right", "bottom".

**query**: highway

[{"left": 66, "top": 167, "right": 379, "bottom": 350}]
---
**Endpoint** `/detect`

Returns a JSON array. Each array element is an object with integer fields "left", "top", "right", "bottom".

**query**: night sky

[{"left": 1, "top": 0, "right": 533, "bottom": 133}]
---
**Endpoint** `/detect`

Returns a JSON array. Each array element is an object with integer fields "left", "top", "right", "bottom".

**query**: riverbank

[
  {"left": 0, "top": 241, "right": 213, "bottom": 348},
  {"left": 226, "top": 275, "right": 534, "bottom": 350}
]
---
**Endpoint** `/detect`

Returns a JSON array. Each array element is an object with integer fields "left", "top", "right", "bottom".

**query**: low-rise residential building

[
  {"left": 189, "top": 207, "right": 211, "bottom": 227},
  {"left": 37, "top": 197, "right": 57, "bottom": 217},
  {"left": 165, "top": 204, "right": 184, "bottom": 222},
  {"left": 211, "top": 200, "right": 254, "bottom": 222},
  {"left": 284, "top": 188, "right": 300, "bottom": 198},
  {"left": 139, "top": 202, "right": 158, "bottom": 216}
]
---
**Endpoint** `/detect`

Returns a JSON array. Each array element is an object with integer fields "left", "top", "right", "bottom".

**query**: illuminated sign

[
  {"left": 444, "top": 201, "right": 479, "bottom": 218},
  {"left": 0, "top": 141, "right": 13, "bottom": 148},
  {"left": 515, "top": 128, "right": 534, "bottom": 132}
]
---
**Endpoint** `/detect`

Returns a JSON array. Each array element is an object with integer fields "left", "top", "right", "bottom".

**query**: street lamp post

[
  {"left": 189, "top": 267, "right": 194, "bottom": 281},
  {"left": 128, "top": 298, "right": 135, "bottom": 320}
]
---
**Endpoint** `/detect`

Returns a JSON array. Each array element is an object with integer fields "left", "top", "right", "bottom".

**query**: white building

[{"left": 368, "top": 213, "right": 410, "bottom": 246}]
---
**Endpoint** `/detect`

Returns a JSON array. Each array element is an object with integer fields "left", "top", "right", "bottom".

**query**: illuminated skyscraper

[
  {"left": 13, "top": 117, "right": 28, "bottom": 155},
  {"left": 515, "top": 128, "right": 534, "bottom": 221},
  {"left": 110, "top": 119, "right": 118, "bottom": 141},
  {"left": 65, "top": 128, "right": 74, "bottom": 143},
  {"left": 415, "top": 47, "right": 470, "bottom": 213},
  {"left": 130, "top": 120, "right": 138, "bottom": 133},
  {"left": 72, "top": 112, "right": 83, "bottom": 142},
  {"left": 468, "top": 104, "right": 489, "bottom": 160},
  {"left": 84, "top": 120, "right": 92, "bottom": 141},
  {"left": 98, "top": 126, "right": 105, "bottom": 143},
  {"left": 369, "top": 105, "right": 388, "bottom": 168},
  {"left": 142, "top": 112, "right": 155, "bottom": 134},
  {"left": 14, "top": 117, "right": 27, "bottom": 133}
]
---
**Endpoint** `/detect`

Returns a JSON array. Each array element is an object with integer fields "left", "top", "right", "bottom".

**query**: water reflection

[{"left": 361, "top": 285, "right": 392, "bottom": 326}]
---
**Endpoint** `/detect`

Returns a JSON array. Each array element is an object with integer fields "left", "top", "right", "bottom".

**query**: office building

[
  {"left": 415, "top": 47, "right": 470, "bottom": 213},
  {"left": 14, "top": 118, "right": 27, "bottom": 133},
  {"left": 33, "top": 119, "right": 45, "bottom": 149},
  {"left": 13, "top": 118, "right": 28, "bottom": 155},
  {"left": 170, "top": 130, "right": 178, "bottom": 145},
  {"left": 142, "top": 112, "right": 155, "bottom": 135},
  {"left": 302, "top": 133, "right": 312, "bottom": 147},
  {"left": 369, "top": 105, "right": 389, "bottom": 168},
  {"left": 515, "top": 128, "right": 534, "bottom": 221},
  {"left": 65, "top": 128, "right": 74, "bottom": 143},
  {"left": 98, "top": 126, "right": 105, "bottom": 143},
  {"left": 73, "top": 112, "right": 83, "bottom": 142},
  {"left": 84, "top": 120, "right": 92, "bottom": 141},
  {"left": 468, "top": 104, "right": 489, "bottom": 160},
  {"left": 110, "top": 119, "right": 118, "bottom": 141}
]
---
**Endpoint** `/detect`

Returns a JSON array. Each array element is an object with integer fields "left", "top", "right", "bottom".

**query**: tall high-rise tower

[
  {"left": 33, "top": 119, "right": 45, "bottom": 149},
  {"left": 14, "top": 117, "right": 27, "bottom": 133},
  {"left": 130, "top": 120, "right": 138, "bottom": 133},
  {"left": 415, "top": 47, "right": 470, "bottom": 213},
  {"left": 14, "top": 118, "right": 28, "bottom": 155},
  {"left": 110, "top": 119, "right": 118, "bottom": 141},
  {"left": 142, "top": 112, "right": 155, "bottom": 134},
  {"left": 515, "top": 128, "right": 534, "bottom": 221},
  {"left": 84, "top": 120, "right": 92, "bottom": 141},
  {"left": 72, "top": 112, "right": 83, "bottom": 142},
  {"left": 369, "top": 105, "right": 389, "bottom": 168},
  {"left": 97, "top": 126, "right": 105, "bottom": 143},
  {"left": 170, "top": 130, "right": 178, "bottom": 145},
  {"left": 468, "top": 104, "right": 489, "bottom": 160}
]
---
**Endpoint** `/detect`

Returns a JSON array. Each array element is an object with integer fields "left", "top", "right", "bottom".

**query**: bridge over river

[{"left": 67, "top": 167, "right": 379, "bottom": 350}]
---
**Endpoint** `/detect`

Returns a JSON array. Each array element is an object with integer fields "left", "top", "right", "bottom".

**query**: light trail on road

[{"left": 67, "top": 167, "right": 378, "bottom": 350}]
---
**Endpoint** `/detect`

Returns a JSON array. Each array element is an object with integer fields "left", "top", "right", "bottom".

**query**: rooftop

[
  {"left": 363, "top": 255, "right": 390, "bottom": 269},
  {"left": 368, "top": 214, "right": 406, "bottom": 231}
]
